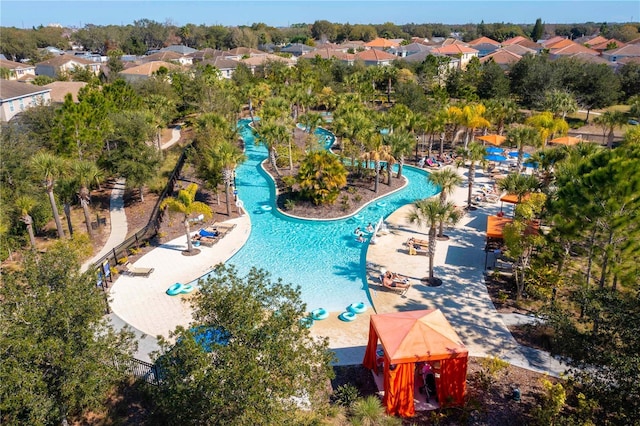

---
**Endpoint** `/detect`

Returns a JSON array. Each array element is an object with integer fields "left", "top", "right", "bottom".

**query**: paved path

[
  {"left": 81, "top": 178, "right": 128, "bottom": 272},
  {"left": 161, "top": 125, "right": 182, "bottom": 150}
]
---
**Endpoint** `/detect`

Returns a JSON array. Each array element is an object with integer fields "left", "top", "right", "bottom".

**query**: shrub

[
  {"left": 284, "top": 199, "right": 296, "bottom": 211},
  {"left": 476, "top": 356, "right": 509, "bottom": 391},
  {"left": 333, "top": 384, "right": 359, "bottom": 408},
  {"left": 117, "top": 256, "right": 128, "bottom": 265}
]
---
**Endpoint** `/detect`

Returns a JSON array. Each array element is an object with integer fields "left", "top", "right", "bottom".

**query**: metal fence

[
  {"left": 93, "top": 146, "right": 190, "bottom": 292},
  {"left": 118, "top": 357, "right": 161, "bottom": 386}
]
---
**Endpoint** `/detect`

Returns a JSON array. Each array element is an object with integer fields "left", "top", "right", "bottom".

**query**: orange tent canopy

[
  {"left": 487, "top": 215, "right": 513, "bottom": 239},
  {"left": 363, "top": 309, "right": 468, "bottom": 417},
  {"left": 550, "top": 136, "right": 581, "bottom": 146},
  {"left": 500, "top": 192, "right": 531, "bottom": 204},
  {"left": 477, "top": 134, "right": 506, "bottom": 146}
]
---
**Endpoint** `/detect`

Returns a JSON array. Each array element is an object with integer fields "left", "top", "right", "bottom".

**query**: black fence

[
  {"left": 93, "top": 145, "right": 190, "bottom": 294},
  {"left": 118, "top": 357, "right": 161, "bottom": 386}
]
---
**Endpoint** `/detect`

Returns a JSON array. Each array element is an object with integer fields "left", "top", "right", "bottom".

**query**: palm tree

[
  {"left": 594, "top": 110, "right": 627, "bottom": 149},
  {"left": 543, "top": 89, "right": 578, "bottom": 120},
  {"left": 385, "top": 131, "right": 413, "bottom": 180},
  {"left": 205, "top": 141, "right": 246, "bottom": 216},
  {"left": 526, "top": 111, "right": 569, "bottom": 148},
  {"left": 72, "top": 161, "right": 102, "bottom": 238},
  {"left": 297, "top": 150, "right": 348, "bottom": 205},
  {"left": 30, "top": 152, "right": 66, "bottom": 239},
  {"left": 407, "top": 198, "right": 453, "bottom": 285},
  {"left": 506, "top": 126, "right": 540, "bottom": 173},
  {"left": 428, "top": 169, "right": 464, "bottom": 238},
  {"left": 449, "top": 103, "right": 491, "bottom": 149},
  {"left": 456, "top": 142, "right": 487, "bottom": 210},
  {"left": 15, "top": 196, "right": 37, "bottom": 249},
  {"left": 497, "top": 173, "right": 539, "bottom": 203},
  {"left": 160, "top": 183, "right": 214, "bottom": 254},
  {"left": 298, "top": 112, "right": 324, "bottom": 135},
  {"left": 484, "top": 98, "right": 520, "bottom": 135},
  {"left": 254, "top": 120, "right": 289, "bottom": 176},
  {"left": 361, "top": 135, "right": 395, "bottom": 193}
]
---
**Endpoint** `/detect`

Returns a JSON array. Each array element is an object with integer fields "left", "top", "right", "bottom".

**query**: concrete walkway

[
  {"left": 81, "top": 178, "right": 128, "bottom": 272},
  {"left": 107, "top": 164, "right": 568, "bottom": 377}
]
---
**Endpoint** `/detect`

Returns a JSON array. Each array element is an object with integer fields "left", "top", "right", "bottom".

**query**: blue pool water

[{"left": 196, "top": 119, "right": 438, "bottom": 313}]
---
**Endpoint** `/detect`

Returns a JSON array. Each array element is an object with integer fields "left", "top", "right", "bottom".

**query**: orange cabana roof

[
  {"left": 550, "top": 136, "right": 581, "bottom": 146},
  {"left": 363, "top": 309, "right": 468, "bottom": 417},
  {"left": 487, "top": 215, "right": 513, "bottom": 239},
  {"left": 500, "top": 193, "right": 531, "bottom": 204},
  {"left": 477, "top": 134, "right": 506, "bottom": 146}
]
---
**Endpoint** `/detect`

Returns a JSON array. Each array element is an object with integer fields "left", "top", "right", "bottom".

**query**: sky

[{"left": 1, "top": 0, "right": 638, "bottom": 29}]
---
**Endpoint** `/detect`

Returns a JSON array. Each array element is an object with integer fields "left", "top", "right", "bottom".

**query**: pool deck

[{"left": 108, "top": 165, "right": 567, "bottom": 377}]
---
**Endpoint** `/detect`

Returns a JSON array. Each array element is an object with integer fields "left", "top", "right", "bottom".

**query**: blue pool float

[
  {"left": 166, "top": 283, "right": 184, "bottom": 296},
  {"left": 339, "top": 311, "right": 357, "bottom": 322},
  {"left": 354, "top": 214, "right": 363, "bottom": 220},
  {"left": 261, "top": 205, "right": 272, "bottom": 211},
  {"left": 311, "top": 308, "right": 329, "bottom": 320},
  {"left": 180, "top": 284, "right": 194, "bottom": 294},
  {"left": 348, "top": 302, "right": 367, "bottom": 314},
  {"left": 377, "top": 201, "right": 387, "bottom": 207}
]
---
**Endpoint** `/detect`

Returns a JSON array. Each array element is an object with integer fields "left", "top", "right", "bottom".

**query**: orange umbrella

[
  {"left": 477, "top": 134, "right": 506, "bottom": 146},
  {"left": 550, "top": 136, "right": 581, "bottom": 146}
]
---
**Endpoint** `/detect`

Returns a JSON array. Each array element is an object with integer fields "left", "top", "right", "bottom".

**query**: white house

[
  {"left": 35, "top": 54, "right": 101, "bottom": 78},
  {"left": 0, "top": 81, "right": 51, "bottom": 122},
  {"left": 0, "top": 58, "right": 36, "bottom": 81}
]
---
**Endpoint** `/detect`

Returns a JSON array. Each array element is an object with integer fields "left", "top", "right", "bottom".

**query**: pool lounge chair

[
  {"left": 425, "top": 158, "right": 440, "bottom": 168},
  {"left": 378, "top": 274, "right": 411, "bottom": 295},
  {"left": 126, "top": 263, "right": 155, "bottom": 277}
]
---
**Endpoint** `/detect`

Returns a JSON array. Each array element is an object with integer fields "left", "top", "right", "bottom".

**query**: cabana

[{"left": 363, "top": 309, "right": 468, "bottom": 417}]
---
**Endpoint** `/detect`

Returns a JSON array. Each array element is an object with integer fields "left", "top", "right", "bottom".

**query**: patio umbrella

[
  {"left": 477, "top": 134, "right": 506, "bottom": 146},
  {"left": 486, "top": 146, "right": 504, "bottom": 154},
  {"left": 550, "top": 136, "right": 581, "bottom": 146},
  {"left": 484, "top": 154, "right": 508, "bottom": 162},
  {"left": 508, "top": 151, "right": 531, "bottom": 158}
]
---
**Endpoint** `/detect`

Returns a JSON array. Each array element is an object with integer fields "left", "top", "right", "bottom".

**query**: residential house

[
  {"left": 223, "top": 47, "right": 267, "bottom": 60},
  {"left": 354, "top": 49, "right": 397, "bottom": 66},
  {"left": 118, "top": 61, "right": 181, "bottom": 83},
  {"left": 469, "top": 43, "right": 500, "bottom": 58},
  {"left": 501, "top": 43, "right": 536, "bottom": 57},
  {"left": 161, "top": 45, "right": 197, "bottom": 55},
  {"left": 338, "top": 41, "right": 366, "bottom": 52},
  {"left": 280, "top": 43, "right": 315, "bottom": 57},
  {"left": 389, "top": 42, "right": 431, "bottom": 58},
  {"left": 502, "top": 36, "right": 543, "bottom": 52},
  {"left": 429, "top": 44, "right": 479, "bottom": 68},
  {"left": 142, "top": 51, "right": 193, "bottom": 66},
  {"left": 479, "top": 49, "right": 522, "bottom": 70},
  {"left": 364, "top": 38, "right": 400, "bottom": 51},
  {"left": 199, "top": 57, "right": 239, "bottom": 79},
  {"left": 0, "top": 81, "right": 51, "bottom": 122},
  {"left": 0, "top": 59, "right": 36, "bottom": 81},
  {"left": 467, "top": 36, "right": 500, "bottom": 47},
  {"left": 239, "top": 54, "right": 296, "bottom": 74},
  {"left": 298, "top": 48, "right": 355, "bottom": 65},
  {"left": 35, "top": 54, "right": 101, "bottom": 78},
  {"left": 42, "top": 81, "right": 87, "bottom": 103},
  {"left": 581, "top": 35, "right": 609, "bottom": 47},
  {"left": 40, "top": 46, "right": 64, "bottom": 55},
  {"left": 602, "top": 44, "right": 640, "bottom": 63},
  {"left": 546, "top": 39, "right": 599, "bottom": 59},
  {"left": 188, "top": 48, "right": 225, "bottom": 63},
  {"left": 589, "top": 38, "right": 626, "bottom": 54}
]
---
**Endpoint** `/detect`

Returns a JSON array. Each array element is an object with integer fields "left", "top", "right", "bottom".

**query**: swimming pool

[{"left": 195, "top": 119, "right": 438, "bottom": 313}]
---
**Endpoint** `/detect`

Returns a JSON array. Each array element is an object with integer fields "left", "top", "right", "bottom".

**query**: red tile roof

[
  {"left": 468, "top": 36, "right": 500, "bottom": 46},
  {"left": 550, "top": 42, "right": 599, "bottom": 56},
  {"left": 584, "top": 35, "right": 609, "bottom": 46},
  {"left": 355, "top": 49, "right": 397, "bottom": 61},
  {"left": 480, "top": 49, "right": 522, "bottom": 65},
  {"left": 431, "top": 44, "right": 478, "bottom": 55},
  {"left": 364, "top": 38, "right": 400, "bottom": 48},
  {"left": 502, "top": 36, "right": 530, "bottom": 46}
]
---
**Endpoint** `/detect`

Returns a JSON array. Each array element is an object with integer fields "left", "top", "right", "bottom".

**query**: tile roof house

[
  {"left": 118, "top": 61, "right": 181, "bottom": 83},
  {"left": 142, "top": 51, "right": 193, "bottom": 66},
  {"left": 223, "top": 47, "right": 267, "bottom": 60},
  {"left": 0, "top": 59, "right": 36, "bottom": 81},
  {"left": 161, "top": 45, "right": 197, "bottom": 55},
  {"left": 364, "top": 38, "right": 400, "bottom": 50},
  {"left": 479, "top": 49, "right": 522, "bottom": 69},
  {"left": 501, "top": 36, "right": 531, "bottom": 46},
  {"left": 240, "top": 54, "right": 296, "bottom": 73},
  {"left": 601, "top": 44, "right": 640, "bottom": 63},
  {"left": 298, "top": 48, "right": 355, "bottom": 64},
  {"left": 501, "top": 43, "right": 536, "bottom": 56},
  {"left": 0, "top": 81, "right": 51, "bottom": 122},
  {"left": 42, "top": 81, "right": 87, "bottom": 103},
  {"left": 338, "top": 40, "right": 366, "bottom": 51},
  {"left": 582, "top": 35, "right": 609, "bottom": 46},
  {"left": 588, "top": 38, "right": 626, "bottom": 53},
  {"left": 188, "top": 48, "right": 225, "bottom": 62},
  {"left": 35, "top": 54, "right": 101, "bottom": 78},
  {"left": 199, "top": 56, "right": 239, "bottom": 79},
  {"left": 470, "top": 43, "right": 500, "bottom": 58},
  {"left": 539, "top": 36, "right": 567, "bottom": 47},
  {"left": 388, "top": 42, "right": 431, "bottom": 58},
  {"left": 467, "top": 36, "right": 500, "bottom": 46},
  {"left": 280, "top": 43, "right": 316, "bottom": 56},
  {"left": 430, "top": 44, "right": 479, "bottom": 68},
  {"left": 548, "top": 41, "right": 599, "bottom": 58},
  {"left": 354, "top": 49, "right": 398, "bottom": 66}
]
